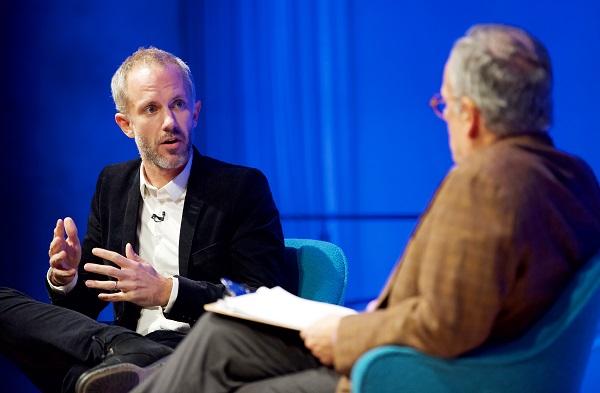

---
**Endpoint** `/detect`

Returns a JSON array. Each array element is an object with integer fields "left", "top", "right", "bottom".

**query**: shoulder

[
  {"left": 188, "top": 154, "right": 273, "bottom": 207},
  {"left": 195, "top": 155, "right": 265, "bottom": 180},
  {"left": 99, "top": 158, "right": 141, "bottom": 179},
  {"left": 94, "top": 158, "right": 141, "bottom": 191},
  {"left": 449, "top": 134, "right": 597, "bottom": 207},
  {"left": 454, "top": 136, "right": 538, "bottom": 188},
  {"left": 192, "top": 154, "right": 269, "bottom": 190}
]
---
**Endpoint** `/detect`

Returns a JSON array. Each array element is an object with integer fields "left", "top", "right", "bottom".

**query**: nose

[{"left": 162, "top": 108, "right": 178, "bottom": 131}]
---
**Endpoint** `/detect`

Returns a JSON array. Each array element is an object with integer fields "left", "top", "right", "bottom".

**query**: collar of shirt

[{"left": 138, "top": 154, "right": 193, "bottom": 201}]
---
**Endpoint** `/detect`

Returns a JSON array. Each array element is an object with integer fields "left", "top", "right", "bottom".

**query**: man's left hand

[
  {"left": 300, "top": 315, "right": 342, "bottom": 366},
  {"left": 84, "top": 243, "right": 172, "bottom": 308}
]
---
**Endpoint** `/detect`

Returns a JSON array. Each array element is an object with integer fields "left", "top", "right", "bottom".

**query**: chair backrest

[
  {"left": 474, "top": 251, "right": 600, "bottom": 361},
  {"left": 284, "top": 238, "right": 348, "bottom": 305},
  {"left": 457, "top": 252, "right": 600, "bottom": 392},
  {"left": 352, "top": 252, "right": 600, "bottom": 393}
]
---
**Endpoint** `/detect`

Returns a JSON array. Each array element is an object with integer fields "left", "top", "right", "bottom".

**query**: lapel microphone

[{"left": 151, "top": 211, "right": 166, "bottom": 222}]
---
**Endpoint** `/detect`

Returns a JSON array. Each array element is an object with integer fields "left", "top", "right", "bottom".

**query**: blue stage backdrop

[{"left": 1, "top": 0, "right": 599, "bottom": 392}]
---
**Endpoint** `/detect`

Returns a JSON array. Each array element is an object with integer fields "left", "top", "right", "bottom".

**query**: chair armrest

[
  {"left": 351, "top": 345, "right": 459, "bottom": 393},
  {"left": 350, "top": 342, "right": 591, "bottom": 393}
]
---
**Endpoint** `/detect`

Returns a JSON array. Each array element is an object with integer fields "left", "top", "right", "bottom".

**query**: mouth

[
  {"left": 161, "top": 137, "right": 181, "bottom": 145},
  {"left": 158, "top": 137, "right": 187, "bottom": 155}
]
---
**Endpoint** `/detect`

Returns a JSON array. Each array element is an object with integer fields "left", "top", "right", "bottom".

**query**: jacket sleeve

[
  {"left": 226, "top": 169, "right": 285, "bottom": 289},
  {"left": 333, "top": 167, "right": 519, "bottom": 375},
  {"left": 46, "top": 168, "right": 109, "bottom": 320}
]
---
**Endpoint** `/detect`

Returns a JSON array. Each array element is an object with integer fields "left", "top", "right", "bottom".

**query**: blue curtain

[{"left": 190, "top": 1, "right": 357, "bottom": 220}]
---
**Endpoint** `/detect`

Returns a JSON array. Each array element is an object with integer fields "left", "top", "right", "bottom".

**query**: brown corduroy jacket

[{"left": 334, "top": 134, "right": 600, "bottom": 392}]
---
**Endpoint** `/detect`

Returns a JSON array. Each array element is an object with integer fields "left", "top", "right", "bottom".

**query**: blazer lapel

[
  {"left": 179, "top": 149, "right": 206, "bottom": 276},
  {"left": 374, "top": 175, "right": 450, "bottom": 309},
  {"left": 122, "top": 166, "right": 141, "bottom": 254},
  {"left": 118, "top": 164, "right": 142, "bottom": 329}
]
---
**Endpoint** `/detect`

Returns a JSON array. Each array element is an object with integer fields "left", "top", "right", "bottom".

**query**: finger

[
  {"left": 52, "top": 267, "right": 77, "bottom": 280},
  {"left": 84, "top": 262, "right": 122, "bottom": 278},
  {"left": 92, "top": 248, "right": 134, "bottom": 268},
  {"left": 301, "top": 334, "right": 313, "bottom": 349},
  {"left": 48, "top": 237, "right": 63, "bottom": 257},
  {"left": 85, "top": 279, "right": 120, "bottom": 291},
  {"left": 50, "top": 219, "right": 66, "bottom": 257},
  {"left": 49, "top": 250, "right": 67, "bottom": 267},
  {"left": 49, "top": 237, "right": 66, "bottom": 256},
  {"left": 64, "top": 217, "right": 80, "bottom": 244},
  {"left": 125, "top": 243, "right": 141, "bottom": 262},
  {"left": 98, "top": 292, "right": 127, "bottom": 302},
  {"left": 53, "top": 219, "right": 65, "bottom": 239},
  {"left": 300, "top": 324, "right": 316, "bottom": 338}
]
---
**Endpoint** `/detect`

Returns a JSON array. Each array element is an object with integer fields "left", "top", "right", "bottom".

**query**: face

[
  {"left": 441, "top": 62, "right": 478, "bottom": 165},
  {"left": 115, "top": 63, "right": 201, "bottom": 172}
]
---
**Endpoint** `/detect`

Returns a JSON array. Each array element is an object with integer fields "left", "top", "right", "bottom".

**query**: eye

[
  {"left": 173, "top": 99, "right": 187, "bottom": 110},
  {"left": 144, "top": 104, "right": 158, "bottom": 114}
]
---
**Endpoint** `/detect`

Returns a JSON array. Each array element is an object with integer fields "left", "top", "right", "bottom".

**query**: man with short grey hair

[
  {"left": 0, "top": 47, "right": 288, "bottom": 393},
  {"left": 112, "top": 23, "right": 600, "bottom": 393}
]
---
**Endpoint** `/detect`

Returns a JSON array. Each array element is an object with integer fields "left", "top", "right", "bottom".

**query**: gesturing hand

[
  {"left": 84, "top": 243, "right": 173, "bottom": 308},
  {"left": 300, "top": 315, "right": 342, "bottom": 366},
  {"left": 48, "top": 217, "right": 82, "bottom": 286}
]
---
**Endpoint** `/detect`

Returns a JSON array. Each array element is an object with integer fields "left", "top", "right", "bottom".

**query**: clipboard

[{"left": 203, "top": 286, "right": 357, "bottom": 331}]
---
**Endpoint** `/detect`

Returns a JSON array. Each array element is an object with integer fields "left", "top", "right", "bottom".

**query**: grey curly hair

[{"left": 446, "top": 24, "right": 553, "bottom": 136}]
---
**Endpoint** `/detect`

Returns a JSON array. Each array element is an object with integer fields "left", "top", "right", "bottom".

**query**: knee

[
  {"left": 188, "top": 313, "right": 243, "bottom": 345},
  {"left": 0, "top": 287, "right": 29, "bottom": 318},
  {"left": 193, "top": 313, "right": 230, "bottom": 337},
  {"left": 0, "top": 287, "right": 25, "bottom": 300}
]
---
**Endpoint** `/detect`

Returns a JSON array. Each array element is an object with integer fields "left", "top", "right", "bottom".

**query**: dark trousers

[
  {"left": 0, "top": 287, "right": 180, "bottom": 393},
  {"left": 132, "top": 313, "right": 340, "bottom": 393}
]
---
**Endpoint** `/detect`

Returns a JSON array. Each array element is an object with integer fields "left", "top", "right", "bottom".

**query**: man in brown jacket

[{"left": 90, "top": 23, "right": 600, "bottom": 393}]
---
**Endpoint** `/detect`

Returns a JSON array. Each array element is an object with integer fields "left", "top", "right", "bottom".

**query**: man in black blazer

[{"left": 0, "top": 47, "right": 287, "bottom": 393}]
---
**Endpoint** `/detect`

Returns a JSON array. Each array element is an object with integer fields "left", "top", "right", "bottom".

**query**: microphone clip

[{"left": 151, "top": 211, "right": 166, "bottom": 222}]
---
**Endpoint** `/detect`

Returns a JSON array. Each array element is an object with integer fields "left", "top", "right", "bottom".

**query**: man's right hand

[{"left": 48, "top": 217, "right": 82, "bottom": 286}]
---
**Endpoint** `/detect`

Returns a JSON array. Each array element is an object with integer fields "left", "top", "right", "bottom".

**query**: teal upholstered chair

[
  {"left": 284, "top": 238, "right": 348, "bottom": 305},
  {"left": 351, "top": 252, "right": 600, "bottom": 393}
]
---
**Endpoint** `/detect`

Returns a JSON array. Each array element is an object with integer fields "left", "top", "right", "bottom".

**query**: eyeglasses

[{"left": 429, "top": 93, "right": 446, "bottom": 119}]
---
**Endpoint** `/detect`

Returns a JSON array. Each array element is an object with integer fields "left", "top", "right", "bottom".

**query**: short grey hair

[
  {"left": 111, "top": 47, "right": 196, "bottom": 114},
  {"left": 446, "top": 24, "right": 553, "bottom": 136}
]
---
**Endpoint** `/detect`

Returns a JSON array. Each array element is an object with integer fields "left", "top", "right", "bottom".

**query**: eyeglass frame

[{"left": 429, "top": 93, "right": 447, "bottom": 119}]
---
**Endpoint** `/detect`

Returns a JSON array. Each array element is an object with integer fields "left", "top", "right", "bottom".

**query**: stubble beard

[{"left": 135, "top": 132, "right": 192, "bottom": 170}]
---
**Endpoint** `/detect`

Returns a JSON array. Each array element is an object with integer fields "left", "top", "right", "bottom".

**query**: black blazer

[{"left": 48, "top": 148, "right": 286, "bottom": 330}]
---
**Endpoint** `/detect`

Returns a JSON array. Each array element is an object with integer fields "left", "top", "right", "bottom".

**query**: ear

[
  {"left": 192, "top": 100, "right": 202, "bottom": 128},
  {"left": 460, "top": 97, "right": 480, "bottom": 138},
  {"left": 115, "top": 113, "right": 135, "bottom": 139}
]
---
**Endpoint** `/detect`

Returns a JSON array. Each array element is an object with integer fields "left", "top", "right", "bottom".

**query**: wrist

[{"left": 161, "top": 277, "right": 173, "bottom": 308}]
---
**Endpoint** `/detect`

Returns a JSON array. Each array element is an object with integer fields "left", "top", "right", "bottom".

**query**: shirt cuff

[
  {"left": 46, "top": 268, "right": 78, "bottom": 294},
  {"left": 163, "top": 276, "right": 179, "bottom": 313}
]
